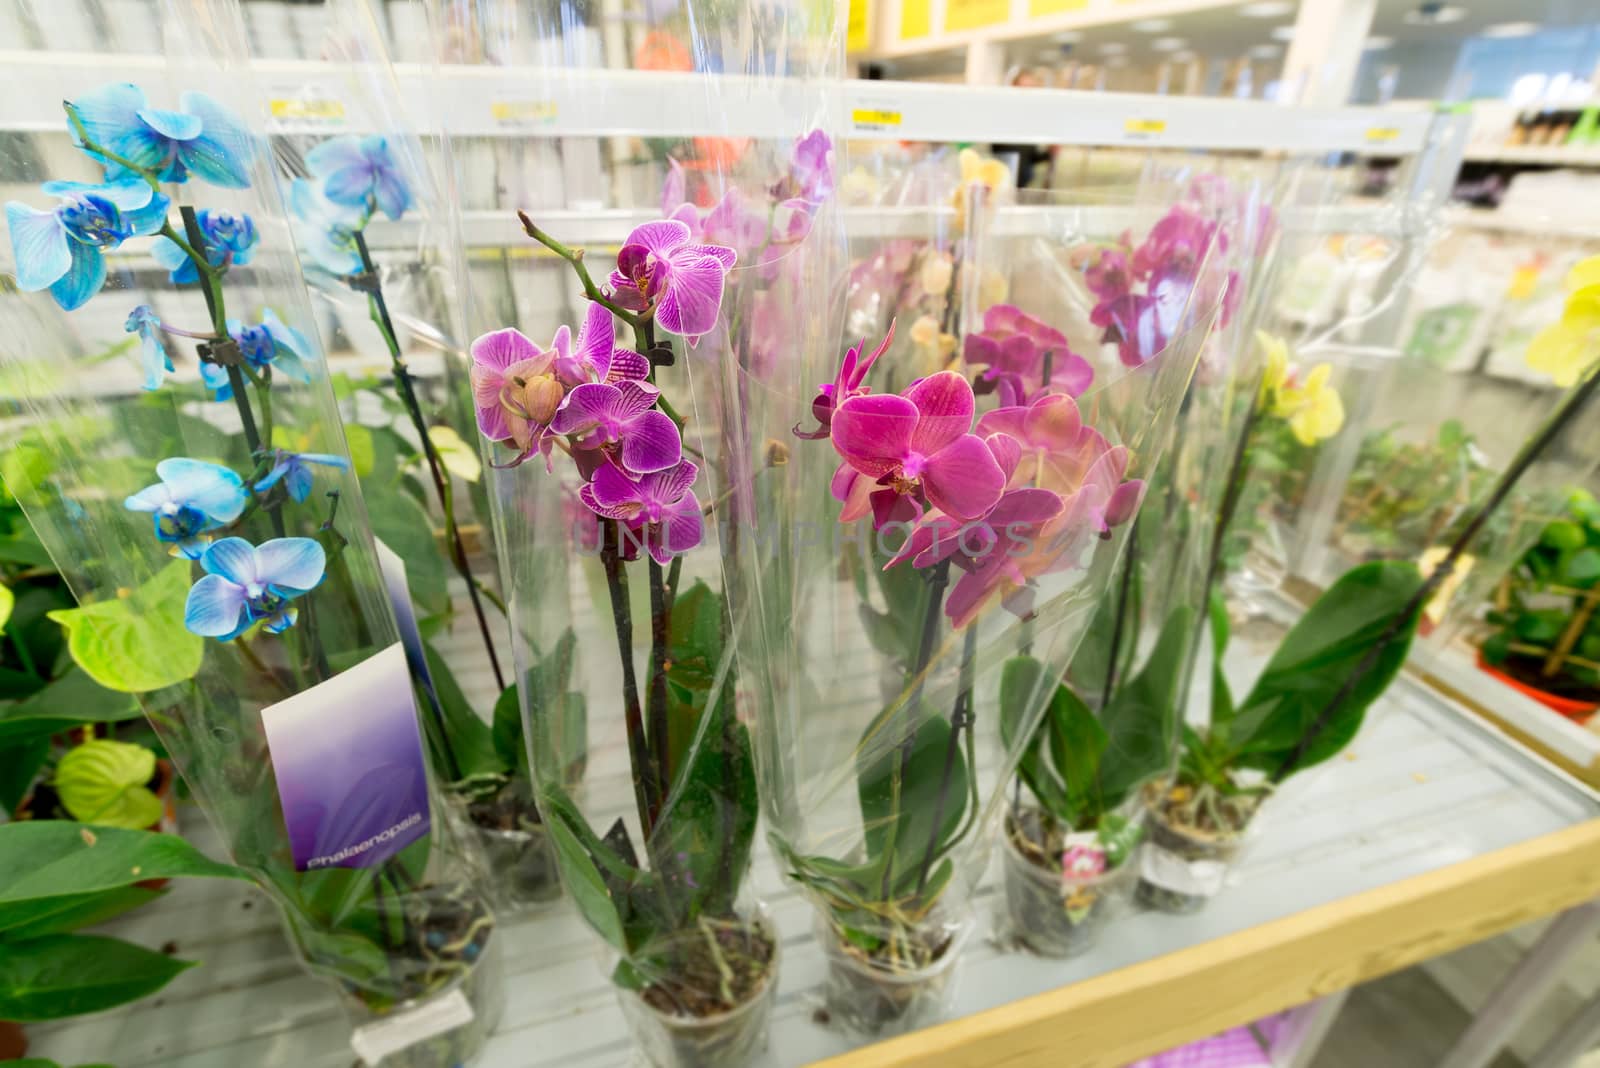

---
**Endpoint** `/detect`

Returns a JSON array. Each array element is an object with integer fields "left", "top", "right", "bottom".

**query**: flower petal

[
  {"left": 136, "top": 106, "right": 202, "bottom": 141},
  {"left": 1022, "top": 394, "right": 1083, "bottom": 451},
  {"left": 67, "top": 83, "right": 149, "bottom": 161},
  {"left": 551, "top": 382, "right": 619, "bottom": 435},
  {"left": 177, "top": 92, "right": 256, "bottom": 188},
  {"left": 1104, "top": 479, "right": 1146, "bottom": 527},
  {"left": 306, "top": 136, "right": 370, "bottom": 180},
  {"left": 658, "top": 492, "right": 704, "bottom": 559},
  {"left": 201, "top": 537, "right": 259, "bottom": 585},
  {"left": 5, "top": 203, "right": 71, "bottom": 292},
  {"left": 184, "top": 574, "right": 249, "bottom": 638},
  {"left": 654, "top": 254, "right": 727, "bottom": 339},
  {"left": 1052, "top": 352, "right": 1094, "bottom": 397},
  {"left": 123, "top": 483, "right": 172, "bottom": 513},
  {"left": 612, "top": 379, "right": 661, "bottom": 418},
  {"left": 620, "top": 411, "right": 683, "bottom": 475},
  {"left": 255, "top": 537, "right": 327, "bottom": 592},
  {"left": 645, "top": 459, "right": 698, "bottom": 503},
  {"left": 622, "top": 219, "right": 691, "bottom": 256},
  {"left": 470, "top": 327, "right": 540, "bottom": 374},
  {"left": 373, "top": 165, "right": 411, "bottom": 221},
  {"left": 49, "top": 241, "right": 107, "bottom": 311},
  {"left": 156, "top": 458, "right": 247, "bottom": 522},
  {"left": 831, "top": 393, "right": 918, "bottom": 477},
  {"left": 922, "top": 434, "right": 1005, "bottom": 521},
  {"left": 903, "top": 371, "right": 976, "bottom": 456},
  {"left": 575, "top": 301, "right": 615, "bottom": 377},
  {"left": 606, "top": 348, "right": 650, "bottom": 382}
]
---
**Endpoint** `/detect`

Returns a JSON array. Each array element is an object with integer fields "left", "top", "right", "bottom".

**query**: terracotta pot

[
  {"left": 0, "top": 1019, "right": 28, "bottom": 1059},
  {"left": 1478, "top": 654, "right": 1599, "bottom": 724}
]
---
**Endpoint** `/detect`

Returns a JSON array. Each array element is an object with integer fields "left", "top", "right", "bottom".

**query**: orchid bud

[
  {"left": 764, "top": 439, "right": 790, "bottom": 467},
  {"left": 519, "top": 374, "right": 565, "bottom": 425}
]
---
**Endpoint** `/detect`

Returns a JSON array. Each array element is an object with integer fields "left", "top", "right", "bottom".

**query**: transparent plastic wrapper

[
  {"left": 986, "top": 174, "right": 1287, "bottom": 946},
  {"left": 731, "top": 154, "right": 1223, "bottom": 1035},
  {"left": 0, "top": 5, "right": 502, "bottom": 1063},
  {"left": 270, "top": 0, "right": 547, "bottom": 915},
  {"left": 430, "top": 0, "right": 840, "bottom": 1064}
]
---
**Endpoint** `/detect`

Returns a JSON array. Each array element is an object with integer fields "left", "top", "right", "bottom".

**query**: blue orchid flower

[
  {"left": 151, "top": 209, "right": 258, "bottom": 284},
  {"left": 124, "top": 458, "right": 249, "bottom": 559},
  {"left": 125, "top": 305, "right": 173, "bottom": 391},
  {"left": 199, "top": 361, "right": 234, "bottom": 402},
  {"left": 227, "top": 308, "right": 316, "bottom": 382},
  {"left": 184, "top": 536, "right": 326, "bottom": 640},
  {"left": 255, "top": 450, "right": 349, "bottom": 503},
  {"left": 5, "top": 179, "right": 168, "bottom": 310},
  {"left": 67, "top": 82, "right": 255, "bottom": 188},
  {"left": 307, "top": 135, "right": 411, "bottom": 221},
  {"left": 288, "top": 177, "right": 363, "bottom": 276}
]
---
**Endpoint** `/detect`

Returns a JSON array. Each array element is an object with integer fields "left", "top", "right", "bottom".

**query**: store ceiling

[{"left": 880, "top": 0, "right": 1598, "bottom": 82}]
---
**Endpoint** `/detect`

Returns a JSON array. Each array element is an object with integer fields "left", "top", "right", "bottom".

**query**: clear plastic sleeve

[
  {"left": 735, "top": 153, "right": 1225, "bottom": 1034},
  {"left": 0, "top": 3, "right": 501, "bottom": 1060},
  {"left": 427, "top": 0, "right": 842, "bottom": 1063}
]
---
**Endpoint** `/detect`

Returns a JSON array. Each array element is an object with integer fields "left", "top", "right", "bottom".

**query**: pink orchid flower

[
  {"left": 549, "top": 379, "right": 681, "bottom": 477},
  {"left": 469, "top": 327, "right": 561, "bottom": 464},
  {"left": 796, "top": 320, "right": 896, "bottom": 440},
  {"left": 578, "top": 460, "right": 703, "bottom": 565},
  {"left": 963, "top": 303, "right": 1092, "bottom": 398},
  {"left": 549, "top": 301, "right": 648, "bottom": 385},
  {"left": 607, "top": 219, "right": 736, "bottom": 343},
  {"left": 830, "top": 370, "right": 1005, "bottom": 527}
]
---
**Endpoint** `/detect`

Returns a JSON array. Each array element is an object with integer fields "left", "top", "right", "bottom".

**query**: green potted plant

[
  {"left": 0, "top": 822, "right": 245, "bottom": 1062},
  {"left": 1479, "top": 488, "right": 1600, "bottom": 721}
]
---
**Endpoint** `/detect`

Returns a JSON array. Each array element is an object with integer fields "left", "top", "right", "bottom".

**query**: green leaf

[
  {"left": 0, "top": 822, "right": 242, "bottom": 934},
  {"left": 490, "top": 682, "right": 526, "bottom": 780},
  {"left": 1096, "top": 606, "right": 1193, "bottom": 806},
  {"left": 1560, "top": 547, "right": 1600, "bottom": 587},
  {"left": 1208, "top": 591, "right": 1236, "bottom": 733},
  {"left": 1230, "top": 560, "right": 1424, "bottom": 774},
  {"left": 2, "top": 885, "right": 164, "bottom": 939},
  {"left": 344, "top": 424, "right": 376, "bottom": 478},
  {"left": 47, "top": 561, "right": 202, "bottom": 693},
  {"left": 856, "top": 705, "right": 968, "bottom": 899},
  {"left": 1048, "top": 683, "right": 1109, "bottom": 821},
  {"left": 1543, "top": 520, "right": 1587, "bottom": 552},
  {"left": 52, "top": 740, "right": 162, "bottom": 829},
  {"left": 422, "top": 640, "right": 502, "bottom": 782},
  {"left": 545, "top": 803, "right": 627, "bottom": 952},
  {"left": 0, "top": 668, "right": 141, "bottom": 744},
  {"left": 997, "top": 656, "right": 1070, "bottom": 817},
  {"left": 0, "top": 735, "right": 49, "bottom": 816},
  {"left": 0, "top": 933, "right": 193, "bottom": 1021},
  {"left": 366, "top": 489, "right": 449, "bottom": 619},
  {"left": 0, "top": 582, "right": 12, "bottom": 633}
]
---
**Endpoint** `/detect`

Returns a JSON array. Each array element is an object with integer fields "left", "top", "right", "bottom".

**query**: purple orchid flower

[
  {"left": 607, "top": 219, "right": 736, "bottom": 343},
  {"left": 1131, "top": 204, "right": 1218, "bottom": 281},
  {"left": 184, "top": 536, "right": 325, "bottom": 640},
  {"left": 550, "top": 379, "right": 681, "bottom": 476},
  {"left": 469, "top": 327, "right": 560, "bottom": 461},
  {"left": 784, "top": 129, "right": 833, "bottom": 206},
  {"left": 255, "top": 450, "right": 350, "bottom": 503},
  {"left": 796, "top": 321, "right": 895, "bottom": 440},
  {"left": 548, "top": 301, "right": 649, "bottom": 385},
  {"left": 963, "top": 304, "right": 1092, "bottom": 398},
  {"left": 830, "top": 370, "right": 1005, "bottom": 527},
  {"left": 887, "top": 486, "right": 1067, "bottom": 629},
  {"left": 578, "top": 460, "right": 703, "bottom": 565},
  {"left": 976, "top": 392, "right": 1124, "bottom": 500}
]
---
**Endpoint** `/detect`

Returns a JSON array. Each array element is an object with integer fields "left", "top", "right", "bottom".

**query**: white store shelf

[
  {"left": 0, "top": 50, "right": 1433, "bottom": 153},
  {"left": 24, "top": 585, "right": 1598, "bottom": 1068}
]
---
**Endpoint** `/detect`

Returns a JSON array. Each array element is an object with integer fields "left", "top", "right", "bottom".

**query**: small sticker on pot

[
  {"left": 261, "top": 643, "right": 431, "bottom": 872},
  {"left": 1140, "top": 844, "right": 1227, "bottom": 897},
  {"left": 350, "top": 987, "right": 475, "bottom": 1065},
  {"left": 1060, "top": 832, "right": 1108, "bottom": 886}
]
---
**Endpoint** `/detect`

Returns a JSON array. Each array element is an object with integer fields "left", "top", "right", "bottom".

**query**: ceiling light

[
  {"left": 1403, "top": 2, "right": 1465, "bottom": 25},
  {"left": 1171, "top": 49, "right": 1197, "bottom": 61},
  {"left": 1131, "top": 18, "right": 1172, "bottom": 32},
  {"left": 1362, "top": 35, "right": 1394, "bottom": 50},
  {"left": 1097, "top": 41, "right": 1127, "bottom": 54},
  {"left": 1052, "top": 30, "right": 1082, "bottom": 43},
  {"left": 1238, "top": 1, "right": 1294, "bottom": 17},
  {"left": 1151, "top": 37, "right": 1187, "bottom": 51},
  {"left": 1271, "top": 25, "right": 1296, "bottom": 41},
  {"left": 1480, "top": 21, "right": 1539, "bottom": 38},
  {"left": 1249, "top": 43, "right": 1282, "bottom": 58}
]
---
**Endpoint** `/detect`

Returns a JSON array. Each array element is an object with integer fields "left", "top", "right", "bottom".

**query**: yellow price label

[
  {"left": 852, "top": 108, "right": 903, "bottom": 130},
  {"left": 1365, "top": 126, "right": 1401, "bottom": 143},
  {"left": 491, "top": 100, "right": 559, "bottom": 125},
  {"left": 269, "top": 97, "right": 345, "bottom": 122},
  {"left": 1124, "top": 118, "right": 1166, "bottom": 136}
]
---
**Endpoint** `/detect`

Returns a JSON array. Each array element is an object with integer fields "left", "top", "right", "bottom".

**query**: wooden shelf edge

[{"left": 813, "top": 818, "right": 1600, "bottom": 1068}]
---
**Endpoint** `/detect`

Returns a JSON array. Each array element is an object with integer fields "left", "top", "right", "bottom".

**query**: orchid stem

[
  {"left": 353, "top": 230, "right": 506, "bottom": 696},
  {"left": 1202, "top": 386, "right": 1263, "bottom": 608},
  {"left": 601, "top": 522, "right": 656, "bottom": 837},
  {"left": 646, "top": 557, "right": 672, "bottom": 817},
  {"left": 1101, "top": 514, "right": 1140, "bottom": 709},
  {"left": 516, "top": 211, "right": 641, "bottom": 328},
  {"left": 1273, "top": 354, "right": 1600, "bottom": 783},
  {"left": 914, "top": 622, "right": 977, "bottom": 898}
]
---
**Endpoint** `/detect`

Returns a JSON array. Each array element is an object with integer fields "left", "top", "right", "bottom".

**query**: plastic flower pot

[
  {"left": 1135, "top": 786, "right": 1255, "bottom": 915},
  {"left": 616, "top": 905, "right": 781, "bottom": 1068},
  {"left": 1002, "top": 807, "right": 1137, "bottom": 959},
  {"left": 462, "top": 790, "right": 563, "bottom": 912},
  {"left": 339, "top": 914, "right": 505, "bottom": 1068},
  {"left": 816, "top": 913, "right": 969, "bottom": 1038},
  {"left": 1478, "top": 652, "right": 1599, "bottom": 723}
]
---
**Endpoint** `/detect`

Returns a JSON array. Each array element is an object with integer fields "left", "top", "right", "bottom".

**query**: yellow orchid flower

[
  {"left": 1257, "top": 330, "right": 1289, "bottom": 406},
  {"left": 919, "top": 253, "right": 953, "bottom": 296},
  {"left": 1280, "top": 364, "right": 1345, "bottom": 446},
  {"left": 951, "top": 148, "right": 1009, "bottom": 229},
  {"left": 1526, "top": 254, "right": 1600, "bottom": 387},
  {"left": 909, "top": 314, "right": 958, "bottom": 370}
]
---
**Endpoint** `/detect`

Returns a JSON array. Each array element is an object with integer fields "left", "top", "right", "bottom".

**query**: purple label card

[
  {"left": 261, "top": 642, "right": 432, "bottom": 871},
  {"left": 374, "top": 536, "right": 443, "bottom": 722}
]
